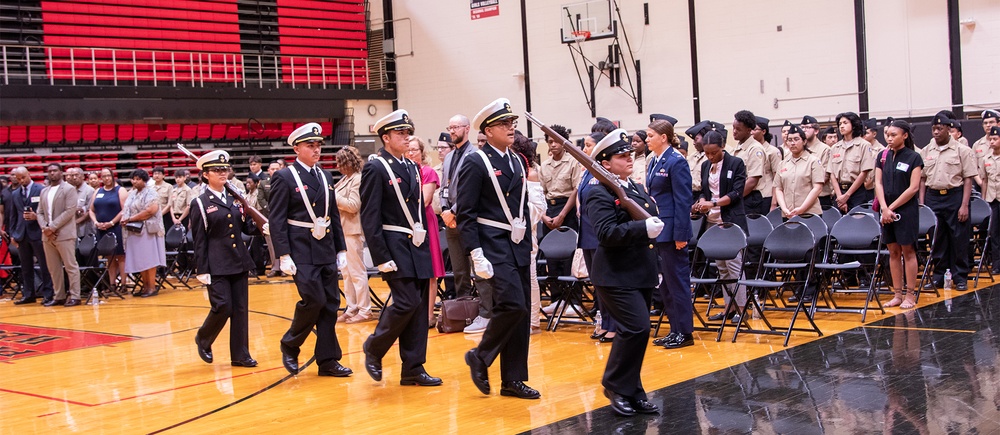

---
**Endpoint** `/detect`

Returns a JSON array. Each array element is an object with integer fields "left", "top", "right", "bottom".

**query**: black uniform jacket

[
  {"left": 700, "top": 152, "right": 748, "bottom": 232},
  {"left": 359, "top": 148, "right": 433, "bottom": 280},
  {"left": 190, "top": 190, "right": 257, "bottom": 276},
  {"left": 585, "top": 181, "right": 660, "bottom": 289},
  {"left": 454, "top": 145, "right": 532, "bottom": 267},
  {"left": 268, "top": 161, "right": 347, "bottom": 265}
]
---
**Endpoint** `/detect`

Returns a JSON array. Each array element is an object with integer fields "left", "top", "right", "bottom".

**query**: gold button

[
  {"left": 406, "top": 198, "right": 409, "bottom": 202},
  {"left": 227, "top": 214, "right": 232, "bottom": 218},
  {"left": 644, "top": 203, "right": 649, "bottom": 207},
  {"left": 649, "top": 244, "right": 654, "bottom": 249},
  {"left": 232, "top": 244, "right": 237, "bottom": 248},
  {"left": 326, "top": 229, "right": 330, "bottom": 233},
  {"left": 230, "top": 234, "right": 235, "bottom": 238},
  {"left": 408, "top": 235, "right": 412, "bottom": 239},
  {"left": 312, "top": 202, "right": 316, "bottom": 207},
  {"left": 228, "top": 224, "right": 233, "bottom": 228}
]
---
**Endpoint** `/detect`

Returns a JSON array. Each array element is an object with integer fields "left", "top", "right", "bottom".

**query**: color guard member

[
  {"left": 457, "top": 98, "right": 538, "bottom": 399},
  {"left": 827, "top": 112, "right": 875, "bottom": 212},
  {"left": 919, "top": 114, "right": 978, "bottom": 291},
  {"left": 584, "top": 129, "right": 663, "bottom": 417},
  {"left": 270, "top": 122, "right": 351, "bottom": 376},
  {"left": 360, "top": 110, "right": 442, "bottom": 387},
  {"left": 191, "top": 150, "right": 258, "bottom": 368}
]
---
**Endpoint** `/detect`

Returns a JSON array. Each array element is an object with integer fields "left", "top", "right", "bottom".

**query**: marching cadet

[
  {"left": 191, "top": 150, "right": 258, "bottom": 368},
  {"left": 270, "top": 122, "right": 351, "bottom": 377},
  {"left": 827, "top": 112, "right": 875, "bottom": 212},
  {"left": 727, "top": 110, "right": 768, "bottom": 216},
  {"left": 801, "top": 115, "right": 834, "bottom": 207},
  {"left": 979, "top": 126, "right": 1000, "bottom": 275},
  {"left": 685, "top": 120, "right": 712, "bottom": 202},
  {"left": 359, "top": 109, "right": 442, "bottom": 387},
  {"left": 584, "top": 129, "right": 663, "bottom": 417},
  {"left": 456, "top": 98, "right": 538, "bottom": 400},
  {"left": 972, "top": 110, "right": 999, "bottom": 165},
  {"left": 752, "top": 116, "right": 781, "bottom": 211},
  {"left": 919, "top": 114, "right": 978, "bottom": 291}
]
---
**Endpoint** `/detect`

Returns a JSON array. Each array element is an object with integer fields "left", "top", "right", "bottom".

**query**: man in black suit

[
  {"left": 10, "top": 167, "right": 54, "bottom": 305},
  {"left": 359, "top": 109, "right": 441, "bottom": 387},
  {"left": 584, "top": 129, "right": 664, "bottom": 417},
  {"left": 693, "top": 130, "right": 749, "bottom": 321},
  {"left": 269, "top": 122, "right": 351, "bottom": 377},
  {"left": 455, "top": 98, "right": 538, "bottom": 399},
  {"left": 191, "top": 150, "right": 259, "bottom": 368}
]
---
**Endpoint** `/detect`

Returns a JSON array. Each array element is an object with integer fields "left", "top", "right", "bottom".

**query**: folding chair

[
  {"left": 969, "top": 198, "right": 994, "bottom": 286},
  {"left": 435, "top": 227, "right": 455, "bottom": 302},
  {"left": 765, "top": 208, "right": 784, "bottom": 228},
  {"left": 821, "top": 206, "right": 843, "bottom": 232},
  {"left": 362, "top": 245, "right": 388, "bottom": 311},
  {"left": 0, "top": 239, "right": 22, "bottom": 298},
  {"left": 812, "top": 212, "right": 885, "bottom": 321},
  {"left": 688, "top": 222, "right": 748, "bottom": 341},
  {"left": 744, "top": 214, "right": 774, "bottom": 281},
  {"left": 848, "top": 204, "right": 876, "bottom": 219},
  {"left": 915, "top": 205, "right": 939, "bottom": 298},
  {"left": 655, "top": 215, "right": 705, "bottom": 336},
  {"left": 784, "top": 213, "right": 828, "bottom": 304},
  {"left": 734, "top": 221, "right": 823, "bottom": 346},
  {"left": 538, "top": 227, "right": 591, "bottom": 331},
  {"left": 87, "top": 232, "right": 126, "bottom": 304},
  {"left": 158, "top": 224, "right": 191, "bottom": 289},
  {"left": 76, "top": 233, "right": 100, "bottom": 297}
]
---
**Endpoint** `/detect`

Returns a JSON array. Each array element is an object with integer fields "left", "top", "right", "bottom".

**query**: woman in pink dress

[{"left": 406, "top": 137, "right": 444, "bottom": 326}]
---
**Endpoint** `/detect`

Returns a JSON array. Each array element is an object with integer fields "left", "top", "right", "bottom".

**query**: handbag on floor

[{"left": 437, "top": 296, "right": 480, "bottom": 333}]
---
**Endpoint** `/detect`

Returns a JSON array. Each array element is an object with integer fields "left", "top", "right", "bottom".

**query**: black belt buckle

[{"left": 840, "top": 183, "right": 850, "bottom": 191}]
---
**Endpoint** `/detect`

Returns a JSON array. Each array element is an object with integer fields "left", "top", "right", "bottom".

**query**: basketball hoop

[{"left": 571, "top": 30, "right": 591, "bottom": 42}]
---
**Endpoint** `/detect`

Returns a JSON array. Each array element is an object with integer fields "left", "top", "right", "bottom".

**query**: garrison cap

[
  {"left": 983, "top": 110, "right": 1000, "bottom": 121},
  {"left": 863, "top": 118, "right": 879, "bottom": 131},
  {"left": 709, "top": 121, "right": 728, "bottom": 139},
  {"left": 990, "top": 126, "right": 1000, "bottom": 136},
  {"left": 374, "top": 109, "right": 415, "bottom": 136},
  {"left": 754, "top": 116, "right": 769, "bottom": 131},
  {"left": 883, "top": 117, "right": 895, "bottom": 127},
  {"left": 931, "top": 114, "right": 955, "bottom": 127},
  {"left": 592, "top": 128, "right": 633, "bottom": 161},
  {"left": 287, "top": 122, "right": 324, "bottom": 146},
  {"left": 438, "top": 132, "right": 451, "bottom": 143},
  {"left": 782, "top": 120, "right": 792, "bottom": 128},
  {"left": 676, "top": 135, "right": 689, "bottom": 151},
  {"left": 685, "top": 120, "right": 712, "bottom": 139},
  {"left": 196, "top": 150, "right": 231, "bottom": 171},
  {"left": 800, "top": 115, "right": 819, "bottom": 126},
  {"left": 787, "top": 124, "right": 806, "bottom": 138},
  {"left": 473, "top": 98, "right": 517, "bottom": 132},
  {"left": 649, "top": 113, "right": 678, "bottom": 126}
]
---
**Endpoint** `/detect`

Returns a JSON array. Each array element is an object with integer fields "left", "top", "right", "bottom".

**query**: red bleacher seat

[
  {"left": 225, "top": 125, "right": 244, "bottom": 140},
  {"left": 29, "top": 126, "right": 47, "bottom": 144},
  {"left": 210, "top": 124, "right": 227, "bottom": 140},
  {"left": 117, "top": 124, "right": 134, "bottom": 142},
  {"left": 82, "top": 125, "right": 99, "bottom": 142},
  {"left": 62, "top": 155, "right": 80, "bottom": 165},
  {"left": 8, "top": 126, "right": 27, "bottom": 144},
  {"left": 25, "top": 155, "right": 42, "bottom": 164},
  {"left": 0, "top": 126, "right": 8, "bottom": 145},
  {"left": 99, "top": 124, "right": 116, "bottom": 142},
  {"left": 180, "top": 124, "right": 196, "bottom": 141},
  {"left": 196, "top": 124, "right": 212, "bottom": 140},
  {"left": 101, "top": 153, "right": 117, "bottom": 161},
  {"left": 320, "top": 122, "right": 333, "bottom": 138},
  {"left": 133, "top": 124, "right": 149, "bottom": 142},
  {"left": 166, "top": 124, "right": 183, "bottom": 141},
  {"left": 280, "top": 123, "right": 295, "bottom": 137},
  {"left": 46, "top": 126, "right": 64, "bottom": 144},
  {"left": 64, "top": 125, "right": 82, "bottom": 143},
  {"left": 6, "top": 156, "right": 24, "bottom": 165},
  {"left": 136, "top": 152, "right": 152, "bottom": 161},
  {"left": 149, "top": 125, "right": 167, "bottom": 142}
]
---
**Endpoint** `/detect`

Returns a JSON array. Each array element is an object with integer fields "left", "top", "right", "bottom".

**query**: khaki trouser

[
  {"left": 44, "top": 237, "right": 81, "bottom": 300},
  {"left": 342, "top": 234, "right": 371, "bottom": 316}
]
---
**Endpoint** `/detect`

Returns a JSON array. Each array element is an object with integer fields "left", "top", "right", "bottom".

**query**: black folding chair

[
  {"left": 538, "top": 227, "right": 591, "bottom": 331},
  {"left": 813, "top": 212, "right": 885, "bottom": 321},
  {"left": 688, "top": 222, "right": 748, "bottom": 341},
  {"left": 821, "top": 206, "right": 843, "bottom": 232},
  {"left": 158, "top": 224, "right": 192, "bottom": 290},
  {"left": 436, "top": 227, "right": 455, "bottom": 302},
  {"left": 362, "top": 246, "right": 389, "bottom": 311},
  {"left": 970, "top": 198, "right": 994, "bottom": 286},
  {"left": 734, "top": 221, "right": 823, "bottom": 346},
  {"left": 76, "top": 233, "right": 100, "bottom": 297},
  {"left": 916, "top": 205, "right": 939, "bottom": 298},
  {"left": 744, "top": 214, "right": 774, "bottom": 280},
  {"left": 784, "top": 213, "right": 829, "bottom": 304},
  {"left": 0, "top": 239, "right": 22, "bottom": 298},
  {"left": 87, "top": 232, "right": 126, "bottom": 303},
  {"left": 765, "top": 208, "right": 784, "bottom": 229}
]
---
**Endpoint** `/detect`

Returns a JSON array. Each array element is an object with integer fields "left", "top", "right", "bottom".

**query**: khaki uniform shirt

[
  {"left": 153, "top": 180, "right": 172, "bottom": 210},
  {"left": 632, "top": 152, "right": 649, "bottom": 186},
  {"left": 776, "top": 153, "right": 825, "bottom": 217},
  {"left": 972, "top": 136, "right": 991, "bottom": 165},
  {"left": 957, "top": 136, "right": 969, "bottom": 147},
  {"left": 827, "top": 137, "right": 875, "bottom": 191},
  {"left": 726, "top": 137, "right": 766, "bottom": 194},
  {"left": 866, "top": 141, "right": 887, "bottom": 190},
  {"left": 168, "top": 183, "right": 193, "bottom": 217},
  {"left": 686, "top": 150, "right": 707, "bottom": 192},
  {"left": 538, "top": 153, "right": 582, "bottom": 201},
  {"left": 979, "top": 153, "right": 1000, "bottom": 203},
  {"left": 805, "top": 138, "right": 833, "bottom": 196},
  {"left": 759, "top": 144, "right": 782, "bottom": 198},
  {"left": 919, "top": 138, "right": 978, "bottom": 190}
]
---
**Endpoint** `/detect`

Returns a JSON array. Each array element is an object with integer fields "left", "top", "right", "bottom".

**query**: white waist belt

[
  {"left": 382, "top": 225, "right": 412, "bottom": 234},
  {"left": 287, "top": 219, "right": 315, "bottom": 228},
  {"left": 477, "top": 217, "right": 512, "bottom": 231}
]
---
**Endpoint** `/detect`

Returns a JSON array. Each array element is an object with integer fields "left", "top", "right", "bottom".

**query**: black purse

[{"left": 124, "top": 221, "right": 144, "bottom": 233}]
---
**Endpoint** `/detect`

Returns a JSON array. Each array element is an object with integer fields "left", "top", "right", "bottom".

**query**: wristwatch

[{"left": 712, "top": 199, "right": 718, "bottom": 207}]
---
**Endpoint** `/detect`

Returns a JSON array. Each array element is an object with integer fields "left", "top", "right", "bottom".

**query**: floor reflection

[{"left": 526, "top": 286, "right": 1000, "bottom": 434}]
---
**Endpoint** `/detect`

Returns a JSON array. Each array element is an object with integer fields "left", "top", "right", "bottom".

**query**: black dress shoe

[
  {"left": 604, "top": 389, "right": 636, "bottom": 416},
  {"left": 652, "top": 332, "right": 679, "bottom": 346},
  {"left": 465, "top": 349, "right": 490, "bottom": 395},
  {"left": 598, "top": 334, "right": 615, "bottom": 343},
  {"left": 923, "top": 281, "right": 941, "bottom": 290},
  {"left": 317, "top": 360, "right": 353, "bottom": 377},
  {"left": 280, "top": 344, "right": 299, "bottom": 375},
  {"left": 13, "top": 297, "right": 37, "bottom": 305},
  {"left": 63, "top": 298, "right": 81, "bottom": 307},
  {"left": 363, "top": 338, "right": 382, "bottom": 381},
  {"left": 649, "top": 309, "right": 662, "bottom": 317},
  {"left": 663, "top": 333, "right": 694, "bottom": 349},
  {"left": 139, "top": 288, "right": 159, "bottom": 298},
  {"left": 787, "top": 294, "right": 800, "bottom": 303},
  {"left": 195, "top": 337, "right": 213, "bottom": 363},
  {"left": 400, "top": 373, "right": 442, "bottom": 386},
  {"left": 41, "top": 298, "right": 54, "bottom": 305},
  {"left": 500, "top": 381, "right": 540, "bottom": 399},
  {"left": 991, "top": 266, "right": 1000, "bottom": 275},
  {"left": 43, "top": 299, "right": 66, "bottom": 307},
  {"left": 631, "top": 398, "right": 660, "bottom": 414},
  {"left": 590, "top": 330, "right": 608, "bottom": 340},
  {"left": 231, "top": 358, "right": 257, "bottom": 367},
  {"left": 956, "top": 281, "right": 968, "bottom": 291},
  {"left": 707, "top": 311, "right": 736, "bottom": 322}
]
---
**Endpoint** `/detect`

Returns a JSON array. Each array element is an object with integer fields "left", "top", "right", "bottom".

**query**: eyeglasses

[
  {"left": 446, "top": 125, "right": 469, "bottom": 131},
  {"left": 487, "top": 119, "right": 517, "bottom": 129},
  {"left": 435, "top": 146, "right": 452, "bottom": 150},
  {"left": 206, "top": 167, "right": 230, "bottom": 174}
]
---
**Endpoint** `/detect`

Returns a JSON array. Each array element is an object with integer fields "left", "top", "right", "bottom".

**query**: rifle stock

[
  {"left": 175, "top": 144, "right": 269, "bottom": 230},
  {"left": 523, "top": 113, "right": 651, "bottom": 221}
]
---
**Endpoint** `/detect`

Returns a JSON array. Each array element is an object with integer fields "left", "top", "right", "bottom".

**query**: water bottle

[
  {"left": 944, "top": 269, "right": 953, "bottom": 290},
  {"left": 593, "top": 310, "right": 603, "bottom": 334}
]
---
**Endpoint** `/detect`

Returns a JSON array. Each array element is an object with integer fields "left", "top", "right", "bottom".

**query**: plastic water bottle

[
  {"left": 944, "top": 269, "right": 953, "bottom": 290},
  {"left": 593, "top": 310, "right": 603, "bottom": 334}
]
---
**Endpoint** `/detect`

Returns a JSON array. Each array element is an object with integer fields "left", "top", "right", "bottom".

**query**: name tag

[
  {"left": 727, "top": 170, "right": 733, "bottom": 178},
  {"left": 895, "top": 162, "right": 910, "bottom": 172},
  {"left": 96, "top": 193, "right": 105, "bottom": 199},
  {"left": 206, "top": 205, "right": 219, "bottom": 214},
  {"left": 30, "top": 196, "right": 39, "bottom": 203}
]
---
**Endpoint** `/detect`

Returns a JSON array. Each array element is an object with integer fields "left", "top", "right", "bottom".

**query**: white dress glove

[
  {"left": 645, "top": 217, "right": 664, "bottom": 239},
  {"left": 337, "top": 251, "right": 347, "bottom": 270},
  {"left": 196, "top": 274, "right": 211, "bottom": 285},
  {"left": 279, "top": 254, "right": 297, "bottom": 276},
  {"left": 470, "top": 247, "right": 494, "bottom": 279},
  {"left": 377, "top": 261, "right": 398, "bottom": 273},
  {"left": 261, "top": 222, "right": 270, "bottom": 236}
]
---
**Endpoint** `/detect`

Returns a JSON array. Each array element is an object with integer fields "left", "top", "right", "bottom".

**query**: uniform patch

[
  {"left": 295, "top": 185, "right": 309, "bottom": 192},
  {"left": 206, "top": 205, "right": 219, "bottom": 213},
  {"left": 495, "top": 170, "right": 503, "bottom": 176}
]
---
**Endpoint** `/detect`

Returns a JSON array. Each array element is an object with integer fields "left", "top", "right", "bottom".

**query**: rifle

[
  {"left": 176, "top": 143, "right": 269, "bottom": 230},
  {"left": 523, "top": 112, "right": 651, "bottom": 221}
]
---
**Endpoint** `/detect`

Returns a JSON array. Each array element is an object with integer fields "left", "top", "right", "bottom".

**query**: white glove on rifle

[
  {"left": 279, "top": 254, "right": 297, "bottom": 276},
  {"left": 470, "top": 247, "right": 494, "bottom": 279},
  {"left": 377, "top": 261, "right": 398, "bottom": 273},
  {"left": 261, "top": 223, "right": 270, "bottom": 236},
  {"left": 645, "top": 217, "right": 664, "bottom": 239},
  {"left": 337, "top": 251, "right": 347, "bottom": 270},
  {"left": 196, "top": 274, "right": 211, "bottom": 285}
]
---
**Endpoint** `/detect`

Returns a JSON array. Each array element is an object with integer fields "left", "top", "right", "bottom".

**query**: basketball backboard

[{"left": 560, "top": 0, "right": 614, "bottom": 44}]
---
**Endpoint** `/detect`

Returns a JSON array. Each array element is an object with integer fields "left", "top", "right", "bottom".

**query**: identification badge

[
  {"left": 30, "top": 196, "right": 39, "bottom": 203},
  {"left": 896, "top": 162, "right": 910, "bottom": 172},
  {"left": 441, "top": 187, "right": 449, "bottom": 200},
  {"left": 96, "top": 193, "right": 105, "bottom": 199},
  {"left": 727, "top": 170, "right": 733, "bottom": 178}
]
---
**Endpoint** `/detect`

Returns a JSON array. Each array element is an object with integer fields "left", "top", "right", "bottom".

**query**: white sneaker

[
  {"left": 463, "top": 316, "right": 490, "bottom": 334},
  {"left": 563, "top": 304, "right": 586, "bottom": 317},
  {"left": 541, "top": 301, "right": 562, "bottom": 315}
]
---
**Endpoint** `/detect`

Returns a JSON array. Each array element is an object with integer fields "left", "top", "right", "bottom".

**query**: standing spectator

[
  {"left": 775, "top": 125, "right": 825, "bottom": 219},
  {"left": 334, "top": 146, "right": 372, "bottom": 324},
  {"left": 244, "top": 174, "right": 268, "bottom": 276},
  {"left": 406, "top": 136, "right": 445, "bottom": 326},
  {"left": 37, "top": 164, "right": 81, "bottom": 306},
  {"left": 876, "top": 120, "right": 924, "bottom": 309},
  {"left": 248, "top": 155, "right": 266, "bottom": 180},
  {"left": 10, "top": 167, "right": 55, "bottom": 304},
  {"left": 822, "top": 127, "right": 839, "bottom": 147},
  {"left": 263, "top": 161, "right": 283, "bottom": 277},
  {"left": 685, "top": 121, "right": 712, "bottom": 201},
  {"left": 65, "top": 167, "right": 95, "bottom": 240},
  {"left": 90, "top": 168, "right": 127, "bottom": 290},
  {"left": 86, "top": 171, "right": 101, "bottom": 190},
  {"left": 121, "top": 169, "right": 167, "bottom": 297},
  {"left": 978, "top": 126, "right": 1000, "bottom": 275},
  {"left": 432, "top": 132, "right": 453, "bottom": 218},
  {"left": 828, "top": 112, "right": 875, "bottom": 212},
  {"left": 151, "top": 167, "right": 173, "bottom": 231},
  {"left": 512, "top": 133, "right": 547, "bottom": 335},
  {"left": 166, "top": 169, "right": 193, "bottom": 229},
  {"left": 0, "top": 175, "right": 20, "bottom": 274},
  {"left": 227, "top": 168, "right": 246, "bottom": 195}
]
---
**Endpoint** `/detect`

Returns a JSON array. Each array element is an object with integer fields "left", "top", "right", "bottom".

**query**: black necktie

[
  {"left": 311, "top": 167, "right": 319, "bottom": 179},
  {"left": 501, "top": 152, "right": 510, "bottom": 171}
]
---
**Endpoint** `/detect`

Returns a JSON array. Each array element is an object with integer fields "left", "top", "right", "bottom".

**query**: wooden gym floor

[{"left": 2, "top": 275, "right": 999, "bottom": 434}]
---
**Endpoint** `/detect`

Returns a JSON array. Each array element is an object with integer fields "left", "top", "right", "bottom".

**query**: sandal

[
  {"left": 900, "top": 288, "right": 917, "bottom": 310},
  {"left": 883, "top": 288, "right": 904, "bottom": 308}
]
